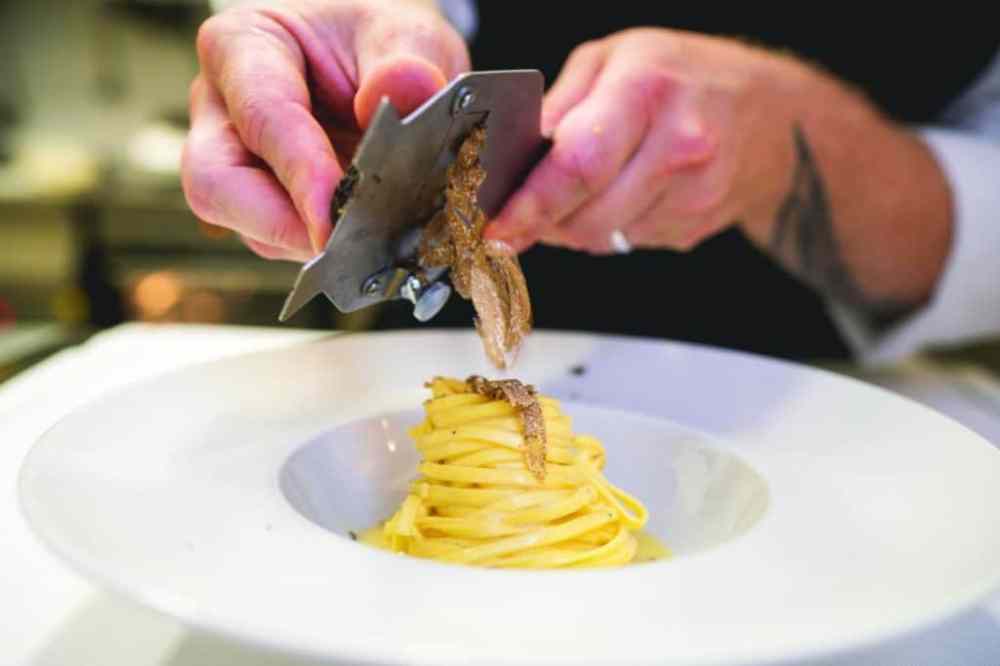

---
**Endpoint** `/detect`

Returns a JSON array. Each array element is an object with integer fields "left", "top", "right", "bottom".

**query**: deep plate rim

[{"left": 18, "top": 329, "right": 1000, "bottom": 665}]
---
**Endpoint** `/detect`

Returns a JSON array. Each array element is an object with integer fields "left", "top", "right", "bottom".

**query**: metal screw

[
  {"left": 452, "top": 87, "right": 475, "bottom": 115},
  {"left": 362, "top": 275, "right": 383, "bottom": 296},
  {"left": 400, "top": 274, "right": 422, "bottom": 303}
]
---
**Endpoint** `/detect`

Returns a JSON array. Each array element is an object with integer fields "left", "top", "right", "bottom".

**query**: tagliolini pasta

[{"left": 360, "top": 376, "right": 670, "bottom": 568}]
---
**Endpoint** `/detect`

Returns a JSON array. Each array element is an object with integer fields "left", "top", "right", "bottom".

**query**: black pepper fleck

[
  {"left": 570, "top": 364, "right": 587, "bottom": 376},
  {"left": 348, "top": 531, "right": 358, "bottom": 541}
]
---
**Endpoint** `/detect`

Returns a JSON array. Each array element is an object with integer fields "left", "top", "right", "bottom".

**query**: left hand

[{"left": 484, "top": 28, "right": 794, "bottom": 254}]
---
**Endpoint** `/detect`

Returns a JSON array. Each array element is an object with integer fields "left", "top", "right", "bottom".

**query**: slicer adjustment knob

[{"left": 401, "top": 275, "right": 452, "bottom": 323}]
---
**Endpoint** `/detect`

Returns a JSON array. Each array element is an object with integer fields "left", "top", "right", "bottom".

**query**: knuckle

[
  {"left": 366, "top": 7, "right": 464, "bottom": 76},
  {"left": 180, "top": 154, "right": 217, "bottom": 224},
  {"left": 633, "top": 67, "right": 680, "bottom": 118},
  {"left": 195, "top": 12, "right": 243, "bottom": 64},
  {"left": 235, "top": 96, "right": 264, "bottom": 149},
  {"left": 670, "top": 117, "right": 718, "bottom": 171},
  {"left": 198, "top": 9, "right": 296, "bottom": 75},
  {"left": 550, "top": 138, "right": 610, "bottom": 197},
  {"left": 236, "top": 95, "right": 279, "bottom": 158},
  {"left": 194, "top": 15, "right": 222, "bottom": 63},
  {"left": 237, "top": 98, "right": 313, "bottom": 189},
  {"left": 264, "top": 216, "right": 301, "bottom": 251},
  {"left": 365, "top": 5, "right": 440, "bottom": 49},
  {"left": 649, "top": 125, "right": 718, "bottom": 180},
  {"left": 567, "top": 39, "right": 603, "bottom": 65}
]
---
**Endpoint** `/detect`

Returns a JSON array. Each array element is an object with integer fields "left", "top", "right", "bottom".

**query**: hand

[
  {"left": 182, "top": 0, "right": 470, "bottom": 261},
  {"left": 485, "top": 28, "right": 794, "bottom": 255}
]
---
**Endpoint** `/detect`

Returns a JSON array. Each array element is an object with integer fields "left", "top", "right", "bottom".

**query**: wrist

[
  {"left": 731, "top": 47, "right": 809, "bottom": 248},
  {"left": 738, "top": 47, "right": 952, "bottom": 313}
]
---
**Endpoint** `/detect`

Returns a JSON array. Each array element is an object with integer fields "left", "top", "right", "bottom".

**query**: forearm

[{"left": 739, "top": 54, "right": 953, "bottom": 327}]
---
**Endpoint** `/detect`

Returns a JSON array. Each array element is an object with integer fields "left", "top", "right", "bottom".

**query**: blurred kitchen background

[
  {"left": 4, "top": 0, "right": 1000, "bottom": 385},
  {"left": 0, "top": 0, "right": 342, "bottom": 380}
]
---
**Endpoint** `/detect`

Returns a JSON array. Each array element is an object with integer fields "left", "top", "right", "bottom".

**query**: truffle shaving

[
  {"left": 419, "top": 126, "right": 532, "bottom": 368},
  {"left": 466, "top": 375, "right": 546, "bottom": 480}
]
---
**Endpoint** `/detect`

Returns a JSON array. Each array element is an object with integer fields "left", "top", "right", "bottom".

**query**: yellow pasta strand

[{"left": 374, "top": 377, "right": 669, "bottom": 568}]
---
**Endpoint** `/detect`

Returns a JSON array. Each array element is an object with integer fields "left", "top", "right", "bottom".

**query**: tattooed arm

[
  {"left": 487, "top": 29, "right": 955, "bottom": 340},
  {"left": 746, "top": 50, "right": 1000, "bottom": 362},
  {"left": 742, "top": 60, "right": 953, "bottom": 332},
  {"left": 824, "top": 52, "right": 1000, "bottom": 359}
]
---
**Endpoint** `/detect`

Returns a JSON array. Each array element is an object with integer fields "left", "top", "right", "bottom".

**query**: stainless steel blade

[{"left": 279, "top": 69, "right": 545, "bottom": 322}]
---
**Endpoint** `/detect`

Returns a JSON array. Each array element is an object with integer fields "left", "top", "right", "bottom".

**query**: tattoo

[{"left": 771, "top": 126, "right": 913, "bottom": 329}]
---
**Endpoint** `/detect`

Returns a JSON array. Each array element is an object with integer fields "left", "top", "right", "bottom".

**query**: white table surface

[{"left": 4, "top": 323, "right": 1000, "bottom": 666}]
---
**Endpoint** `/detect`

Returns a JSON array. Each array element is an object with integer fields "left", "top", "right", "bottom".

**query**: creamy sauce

[
  {"left": 632, "top": 530, "right": 672, "bottom": 563},
  {"left": 355, "top": 525, "right": 672, "bottom": 565},
  {"left": 358, "top": 525, "right": 389, "bottom": 549}
]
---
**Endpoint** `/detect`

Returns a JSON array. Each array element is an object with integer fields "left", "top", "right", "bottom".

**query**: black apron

[{"left": 376, "top": 4, "right": 998, "bottom": 360}]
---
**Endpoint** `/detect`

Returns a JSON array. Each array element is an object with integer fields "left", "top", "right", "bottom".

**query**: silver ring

[{"left": 609, "top": 230, "right": 632, "bottom": 254}]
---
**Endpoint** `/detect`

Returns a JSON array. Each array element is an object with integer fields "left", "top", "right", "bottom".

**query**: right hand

[{"left": 182, "top": 0, "right": 470, "bottom": 261}]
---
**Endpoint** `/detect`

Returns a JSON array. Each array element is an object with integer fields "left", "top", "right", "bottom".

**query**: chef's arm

[
  {"left": 736, "top": 55, "right": 954, "bottom": 335},
  {"left": 484, "top": 30, "right": 966, "bottom": 348},
  {"left": 774, "top": 52, "right": 1000, "bottom": 361}
]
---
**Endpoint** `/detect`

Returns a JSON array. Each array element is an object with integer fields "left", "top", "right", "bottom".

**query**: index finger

[
  {"left": 484, "top": 58, "right": 652, "bottom": 247},
  {"left": 197, "top": 9, "right": 343, "bottom": 252}
]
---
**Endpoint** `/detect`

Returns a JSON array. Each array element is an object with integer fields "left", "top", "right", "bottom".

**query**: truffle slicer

[{"left": 279, "top": 70, "right": 546, "bottom": 323}]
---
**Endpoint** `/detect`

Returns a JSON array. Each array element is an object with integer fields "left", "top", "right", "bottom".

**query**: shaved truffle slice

[
  {"left": 419, "top": 126, "right": 532, "bottom": 369},
  {"left": 466, "top": 375, "right": 546, "bottom": 480}
]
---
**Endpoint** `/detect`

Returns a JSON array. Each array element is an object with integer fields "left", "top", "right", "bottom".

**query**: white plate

[{"left": 18, "top": 331, "right": 1000, "bottom": 665}]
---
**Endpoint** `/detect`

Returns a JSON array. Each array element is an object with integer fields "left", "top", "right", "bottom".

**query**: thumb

[{"left": 354, "top": 54, "right": 450, "bottom": 130}]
